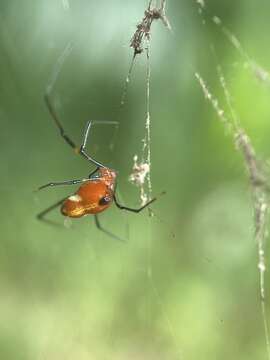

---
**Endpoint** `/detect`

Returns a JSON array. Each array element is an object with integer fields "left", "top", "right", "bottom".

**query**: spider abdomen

[{"left": 61, "top": 180, "right": 113, "bottom": 218}]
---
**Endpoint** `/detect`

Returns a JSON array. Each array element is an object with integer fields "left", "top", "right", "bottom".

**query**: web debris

[
  {"left": 212, "top": 15, "right": 270, "bottom": 86},
  {"left": 129, "top": 44, "right": 153, "bottom": 206},
  {"left": 129, "top": 154, "right": 150, "bottom": 206},
  {"left": 197, "top": 0, "right": 270, "bottom": 87},
  {"left": 194, "top": 2, "right": 270, "bottom": 356},
  {"left": 124, "top": 3, "right": 179, "bottom": 358},
  {"left": 195, "top": 69, "right": 270, "bottom": 360},
  {"left": 130, "top": 0, "right": 171, "bottom": 57},
  {"left": 126, "top": 0, "right": 171, "bottom": 205},
  {"left": 121, "top": 0, "right": 171, "bottom": 106}
]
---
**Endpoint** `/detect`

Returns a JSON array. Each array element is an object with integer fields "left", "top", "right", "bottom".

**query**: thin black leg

[
  {"left": 44, "top": 93, "right": 79, "bottom": 152},
  {"left": 79, "top": 121, "right": 106, "bottom": 168},
  {"left": 38, "top": 178, "right": 89, "bottom": 191},
  {"left": 113, "top": 193, "right": 157, "bottom": 213},
  {"left": 44, "top": 93, "right": 105, "bottom": 168},
  {"left": 45, "top": 95, "right": 110, "bottom": 168},
  {"left": 88, "top": 167, "right": 100, "bottom": 179},
  {"left": 37, "top": 196, "right": 67, "bottom": 226},
  {"left": 94, "top": 214, "right": 125, "bottom": 242}
]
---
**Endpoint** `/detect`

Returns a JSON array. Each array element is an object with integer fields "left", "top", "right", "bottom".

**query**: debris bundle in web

[{"left": 127, "top": 0, "right": 171, "bottom": 205}]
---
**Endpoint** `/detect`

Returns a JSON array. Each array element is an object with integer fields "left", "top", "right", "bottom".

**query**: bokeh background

[{"left": 1, "top": 0, "right": 270, "bottom": 359}]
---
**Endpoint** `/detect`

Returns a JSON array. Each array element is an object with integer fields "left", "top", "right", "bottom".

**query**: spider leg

[
  {"left": 79, "top": 120, "right": 119, "bottom": 167},
  {"left": 79, "top": 121, "right": 106, "bottom": 168},
  {"left": 88, "top": 167, "right": 100, "bottom": 178},
  {"left": 45, "top": 94, "right": 116, "bottom": 169},
  {"left": 37, "top": 196, "right": 67, "bottom": 226},
  {"left": 44, "top": 94, "right": 101, "bottom": 167},
  {"left": 113, "top": 193, "right": 157, "bottom": 213},
  {"left": 38, "top": 178, "right": 89, "bottom": 191},
  {"left": 44, "top": 93, "right": 80, "bottom": 152},
  {"left": 94, "top": 214, "right": 126, "bottom": 242}
]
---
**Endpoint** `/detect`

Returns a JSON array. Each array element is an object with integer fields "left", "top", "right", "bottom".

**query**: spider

[{"left": 37, "top": 93, "right": 157, "bottom": 241}]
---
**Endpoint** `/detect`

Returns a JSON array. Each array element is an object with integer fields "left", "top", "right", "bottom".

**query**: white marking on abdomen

[{"left": 68, "top": 194, "right": 82, "bottom": 202}]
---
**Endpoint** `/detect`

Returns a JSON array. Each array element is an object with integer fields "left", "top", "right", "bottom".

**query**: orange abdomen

[{"left": 61, "top": 180, "right": 113, "bottom": 218}]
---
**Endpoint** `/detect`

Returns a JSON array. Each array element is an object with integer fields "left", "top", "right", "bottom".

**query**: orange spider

[{"left": 37, "top": 94, "right": 156, "bottom": 241}]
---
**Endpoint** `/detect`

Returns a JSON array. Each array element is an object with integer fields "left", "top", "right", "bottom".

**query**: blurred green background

[{"left": 1, "top": 0, "right": 270, "bottom": 359}]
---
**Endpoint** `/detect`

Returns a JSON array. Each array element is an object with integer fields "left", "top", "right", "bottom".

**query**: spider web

[
  {"left": 4, "top": 1, "right": 269, "bottom": 358},
  {"left": 195, "top": 1, "right": 270, "bottom": 358},
  {"left": 121, "top": 0, "right": 171, "bottom": 206},
  {"left": 118, "top": 1, "right": 182, "bottom": 358},
  {"left": 49, "top": 2, "right": 270, "bottom": 358}
]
